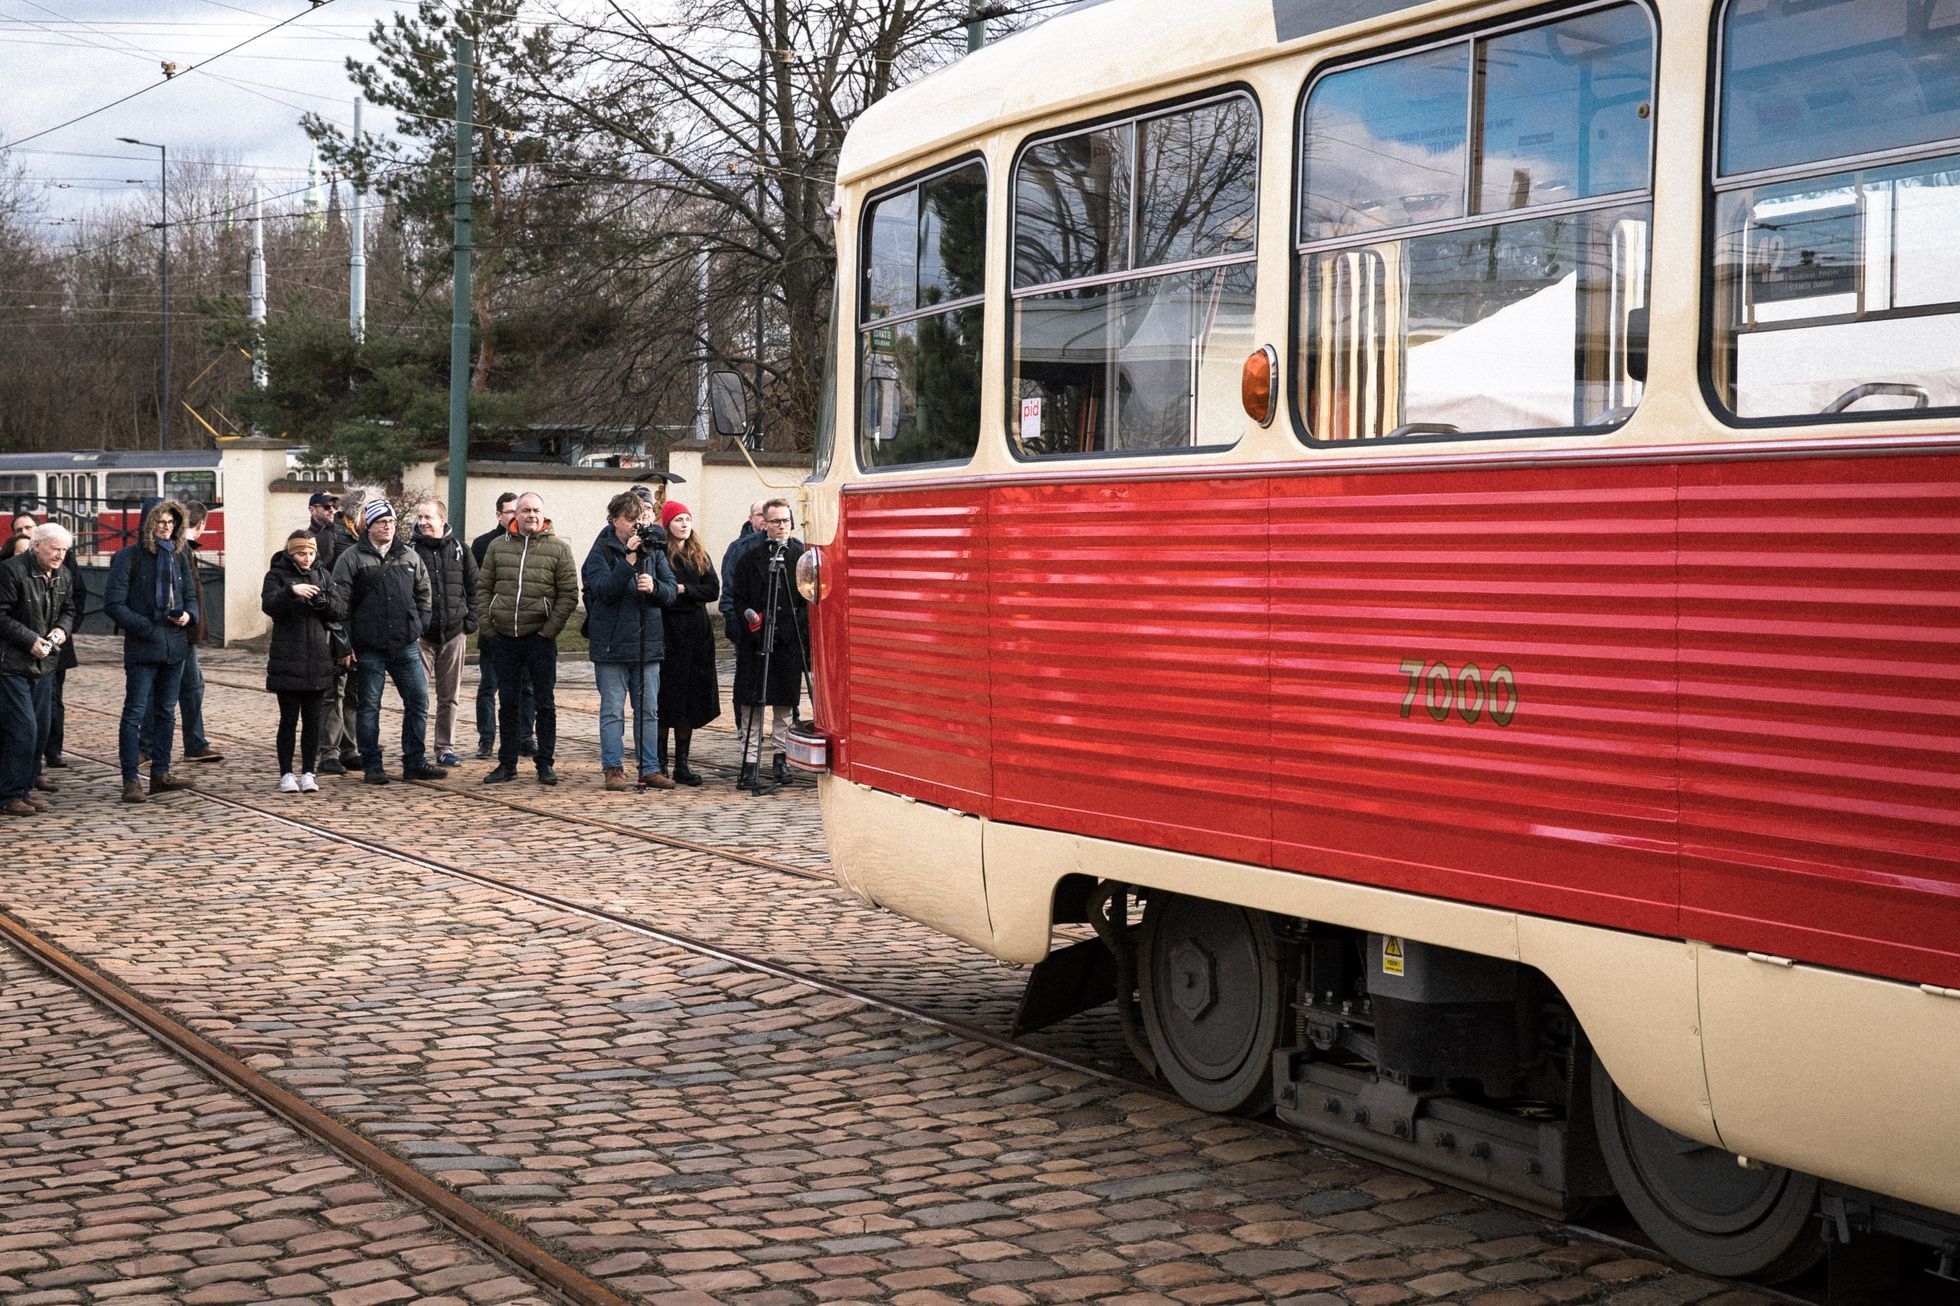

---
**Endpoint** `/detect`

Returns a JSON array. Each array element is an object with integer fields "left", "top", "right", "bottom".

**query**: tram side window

[
  {"left": 105, "top": 472, "right": 154, "bottom": 506},
  {"left": 1296, "top": 5, "right": 1655, "bottom": 441},
  {"left": 1711, "top": 0, "right": 1960, "bottom": 421},
  {"left": 858, "top": 161, "right": 987, "bottom": 469},
  {"left": 1011, "top": 94, "right": 1259, "bottom": 457},
  {"left": 0, "top": 474, "right": 35, "bottom": 515},
  {"left": 164, "top": 470, "right": 218, "bottom": 506}
]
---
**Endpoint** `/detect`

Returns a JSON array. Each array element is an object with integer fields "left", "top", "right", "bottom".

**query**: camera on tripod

[{"left": 632, "top": 521, "right": 664, "bottom": 550}]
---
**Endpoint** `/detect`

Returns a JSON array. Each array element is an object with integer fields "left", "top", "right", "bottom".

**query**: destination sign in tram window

[
  {"left": 1010, "top": 93, "right": 1260, "bottom": 457},
  {"left": 1711, "top": 0, "right": 1960, "bottom": 421},
  {"left": 1295, "top": 3, "right": 1655, "bottom": 441}
]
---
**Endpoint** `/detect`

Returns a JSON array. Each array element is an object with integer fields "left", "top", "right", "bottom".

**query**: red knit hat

[{"left": 660, "top": 500, "right": 691, "bottom": 530}]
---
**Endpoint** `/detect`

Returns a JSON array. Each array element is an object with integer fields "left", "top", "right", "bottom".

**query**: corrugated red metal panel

[
  {"left": 1678, "top": 455, "right": 1960, "bottom": 988},
  {"left": 987, "top": 478, "right": 1272, "bottom": 866},
  {"left": 838, "top": 488, "right": 992, "bottom": 809},
  {"left": 1267, "top": 466, "right": 1681, "bottom": 936}
]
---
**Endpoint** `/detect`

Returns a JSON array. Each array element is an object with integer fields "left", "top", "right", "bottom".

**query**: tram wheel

[
  {"left": 1590, "top": 1054, "right": 1822, "bottom": 1281},
  {"left": 1137, "top": 894, "right": 1284, "bottom": 1115}
]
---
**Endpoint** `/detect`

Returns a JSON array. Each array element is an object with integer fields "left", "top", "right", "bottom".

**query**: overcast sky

[{"left": 2, "top": 0, "right": 533, "bottom": 227}]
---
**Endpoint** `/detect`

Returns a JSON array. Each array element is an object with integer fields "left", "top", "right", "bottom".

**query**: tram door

[{"left": 47, "top": 473, "right": 99, "bottom": 554}]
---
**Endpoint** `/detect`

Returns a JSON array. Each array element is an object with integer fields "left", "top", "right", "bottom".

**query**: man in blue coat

[
  {"left": 103, "top": 499, "right": 199, "bottom": 804},
  {"left": 583, "top": 490, "right": 677, "bottom": 791}
]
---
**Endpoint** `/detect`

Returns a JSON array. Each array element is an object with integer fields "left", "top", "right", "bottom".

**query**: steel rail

[{"left": 0, "top": 906, "right": 629, "bottom": 1306}]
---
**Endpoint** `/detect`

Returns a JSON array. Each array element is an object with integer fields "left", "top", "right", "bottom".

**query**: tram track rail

[
  {"left": 46, "top": 717, "right": 1825, "bottom": 1302},
  {"left": 0, "top": 905, "right": 629, "bottom": 1306}
]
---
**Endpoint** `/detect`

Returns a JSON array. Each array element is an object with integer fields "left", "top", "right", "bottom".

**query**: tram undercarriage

[{"left": 1016, "top": 883, "right": 1960, "bottom": 1293}]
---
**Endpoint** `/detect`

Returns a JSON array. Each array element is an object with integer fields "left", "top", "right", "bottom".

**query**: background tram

[
  {"left": 785, "top": 0, "right": 1960, "bottom": 1290},
  {"left": 0, "top": 450, "right": 227, "bottom": 561}
]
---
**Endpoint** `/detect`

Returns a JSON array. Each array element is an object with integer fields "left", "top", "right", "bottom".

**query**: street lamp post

[{"left": 119, "top": 137, "right": 169, "bottom": 452}]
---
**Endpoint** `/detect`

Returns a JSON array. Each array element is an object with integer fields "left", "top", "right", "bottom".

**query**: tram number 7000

[{"left": 1398, "top": 659, "right": 1517, "bottom": 727}]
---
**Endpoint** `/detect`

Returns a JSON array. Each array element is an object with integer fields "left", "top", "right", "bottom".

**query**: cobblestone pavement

[{"left": 0, "top": 648, "right": 1783, "bottom": 1305}]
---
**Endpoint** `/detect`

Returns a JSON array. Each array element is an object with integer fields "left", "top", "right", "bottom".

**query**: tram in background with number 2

[
  {"left": 779, "top": 0, "right": 1960, "bottom": 1285},
  {"left": 0, "top": 450, "right": 227, "bottom": 560}
]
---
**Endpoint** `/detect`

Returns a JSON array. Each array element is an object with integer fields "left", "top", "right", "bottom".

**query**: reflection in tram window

[
  {"left": 1712, "top": 0, "right": 1960, "bottom": 421},
  {"left": 1296, "top": 4, "right": 1655, "bottom": 441},
  {"left": 1011, "top": 94, "right": 1260, "bottom": 457},
  {"left": 858, "top": 160, "right": 987, "bottom": 469}
]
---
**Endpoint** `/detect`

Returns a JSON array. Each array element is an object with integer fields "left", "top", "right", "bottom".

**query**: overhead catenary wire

[{"left": 5, "top": 0, "right": 345, "bottom": 149}]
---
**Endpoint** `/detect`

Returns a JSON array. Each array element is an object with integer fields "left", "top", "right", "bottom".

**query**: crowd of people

[{"left": 0, "top": 485, "right": 811, "bottom": 816}]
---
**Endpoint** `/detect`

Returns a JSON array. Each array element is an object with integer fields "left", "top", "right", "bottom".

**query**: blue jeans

[
  {"left": 595, "top": 660, "right": 660, "bottom": 776},
  {"left": 120, "top": 661, "right": 185, "bottom": 782},
  {"left": 0, "top": 673, "right": 53, "bottom": 802},
  {"left": 354, "top": 642, "right": 430, "bottom": 773},
  {"left": 144, "top": 644, "right": 207, "bottom": 759},
  {"left": 475, "top": 636, "right": 535, "bottom": 748}
]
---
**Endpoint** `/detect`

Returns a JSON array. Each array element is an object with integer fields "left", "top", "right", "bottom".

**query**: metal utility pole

[
  {"left": 349, "top": 97, "right": 367, "bottom": 342},
  {"left": 119, "top": 136, "right": 169, "bottom": 451},
  {"left": 248, "top": 186, "right": 267, "bottom": 391},
  {"left": 446, "top": 35, "right": 474, "bottom": 532}
]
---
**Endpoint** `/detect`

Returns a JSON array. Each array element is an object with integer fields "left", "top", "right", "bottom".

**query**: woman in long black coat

[
  {"left": 261, "top": 530, "right": 342, "bottom": 792},
  {"left": 656, "top": 501, "right": 720, "bottom": 785}
]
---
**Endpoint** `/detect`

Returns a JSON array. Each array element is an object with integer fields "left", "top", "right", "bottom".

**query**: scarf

[{"left": 154, "top": 537, "right": 179, "bottom": 615}]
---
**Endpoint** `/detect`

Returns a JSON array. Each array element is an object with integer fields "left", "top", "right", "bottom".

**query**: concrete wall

[{"left": 220, "top": 443, "right": 812, "bottom": 645}]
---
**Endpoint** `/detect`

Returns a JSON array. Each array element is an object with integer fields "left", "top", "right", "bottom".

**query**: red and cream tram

[
  {"left": 784, "top": 0, "right": 1960, "bottom": 1283},
  {"left": 0, "top": 451, "right": 226, "bottom": 559}
]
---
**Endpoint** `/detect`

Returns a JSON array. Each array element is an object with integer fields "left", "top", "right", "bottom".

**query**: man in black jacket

[
  {"left": 411, "top": 497, "right": 477, "bottom": 769},
  {"left": 0, "top": 523, "right": 76, "bottom": 817},
  {"left": 330, "top": 498, "right": 443, "bottom": 785},
  {"left": 469, "top": 491, "right": 532, "bottom": 760}
]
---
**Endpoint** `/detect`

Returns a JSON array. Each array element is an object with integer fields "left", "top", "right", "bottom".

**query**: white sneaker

[
  {"left": 298, "top": 772, "right": 319, "bottom": 793},
  {"left": 279, "top": 772, "right": 300, "bottom": 793}
]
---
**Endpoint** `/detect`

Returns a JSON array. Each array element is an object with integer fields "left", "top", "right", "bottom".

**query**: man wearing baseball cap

[
  {"left": 329, "top": 497, "right": 444, "bottom": 784},
  {"left": 305, "top": 492, "right": 344, "bottom": 571}
]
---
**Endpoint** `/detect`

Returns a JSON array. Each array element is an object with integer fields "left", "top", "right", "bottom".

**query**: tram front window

[
  {"left": 1295, "top": 3, "right": 1655, "bottom": 441},
  {"left": 1711, "top": 0, "right": 1960, "bottom": 421}
]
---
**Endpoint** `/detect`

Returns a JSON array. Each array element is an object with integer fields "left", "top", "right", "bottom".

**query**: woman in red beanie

[{"left": 657, "top": 501, "right": 720, "bottom": 784}]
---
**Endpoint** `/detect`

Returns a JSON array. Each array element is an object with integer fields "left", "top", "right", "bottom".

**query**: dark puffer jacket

[
  {"left": 411, "top": 528, "right": 478, "bottom": 645},
  {"left": 330, "top": 535, "right": 431, "bottom": 655},
  {"left": 103, "top": 499, "right": 197, "bottom": 667},
  {"left": 581, "top": 526, "right": 677, "bottom": 664},
  {"left": 261, "top": 549, "right": 341, "bottom": 693},
  {"left": 0, "top": 548, "right": 77, "bottom": 680},
  {"left": 477, "top": 524, "right": 579, "bottom": 640}
]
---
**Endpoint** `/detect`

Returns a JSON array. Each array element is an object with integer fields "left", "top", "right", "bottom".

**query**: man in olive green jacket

[{"left": 475, "top": 492, "right": 579, "bottom": 785}]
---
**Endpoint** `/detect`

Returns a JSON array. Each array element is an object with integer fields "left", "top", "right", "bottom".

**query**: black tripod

[{"left": 738, "top": 543, "right": 812, "bottom": 796}]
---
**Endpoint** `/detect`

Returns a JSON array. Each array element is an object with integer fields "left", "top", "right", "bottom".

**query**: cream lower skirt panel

[{"left": 1698, "top": 948, "right": 1960, "bottom": 1217}]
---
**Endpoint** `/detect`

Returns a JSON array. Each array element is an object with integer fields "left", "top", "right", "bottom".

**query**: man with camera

[
  {"left": 728, "top": 498, "right": 807, "bottom": 788},
  {"left": 582, "top": 491, "right": 678, "bottom": 791},
  {"left": 476, "top": 491, "right": 578, "bottom": 786}
]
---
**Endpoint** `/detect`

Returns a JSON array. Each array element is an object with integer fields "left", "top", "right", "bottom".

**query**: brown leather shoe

[
  {"left": 33, "top": 775, "right": 56, "bottom": 793},
  {"left": 0, "top": 798, "right": 34, "bottom": 816},
  {"left": 183, "top": 748, "right": 225, "bottom": 763},
  {"left": 23, "top": 794, "right": 46, "bottom": 812},
  {"left": 603, "top": 766, "right": 631, "bottom": 792},
  {"left": 149, "top": 771, "right": 195, "bottom": 793},
  {"left": 639, "top": 771, "right": 676, "bottom": 791},
  {"left": 121, "top": 781, "right": 146, "bottom": 804}
]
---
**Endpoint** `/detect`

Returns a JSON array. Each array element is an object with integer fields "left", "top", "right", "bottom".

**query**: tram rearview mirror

[
  {"left": 709, "top": 371, "right": 749, "bottom": 439},
  {"left": 1625, "top": 307, "right": 1649, "bottom": 386}
]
